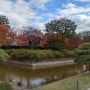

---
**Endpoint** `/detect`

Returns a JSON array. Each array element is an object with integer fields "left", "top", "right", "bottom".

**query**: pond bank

[
  {"left": 33, "top": 73, "right": 90, "bottom": 90},
  {"left": 2, "top": 58, "right": 75, "bottom": 68},
  {"left": 32, "top": 60, "right": 74, "bottom": 69}
]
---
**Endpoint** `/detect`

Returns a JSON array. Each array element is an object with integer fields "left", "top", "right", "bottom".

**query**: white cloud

[
  {"left": 47, "top": 14, "right": 60, "bottom": 20},
  {"left": 57, "top": 3, "right": 90, "bottom": 16},
  {"left": 29, "top": 0, "right": 51, "bottom": 10},
  {"left": 34, "top": 22, "right": 45, "bottom": 30},
  {"left": 56, "top": 3, "right": 90, "bottom": 33},
  {"left": 75, "top": 0, "right": 90, "bottom": 2},
  {"left": 0, "top": 0, "right": 90, "bottom": 33},
  {"left": 0, "top": 0, "right": 51, "bottom": 30},
  {"left": 71, "top": 14, "right": 90, "bottom": 33}
]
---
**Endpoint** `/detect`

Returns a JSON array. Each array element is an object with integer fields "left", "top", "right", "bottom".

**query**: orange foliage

[
  {"left": 67, "top": 39, "right": 89, "bottom": 49},
  {"left": 0, "top": 24, "right": 8, "bottom": 44},
  {"left": 6, "top": 31, "right": 17, "bottom": 45},
  {"left": 39, "top": 33, "right": 67, "bottom": 47},
  {"left": 0, "top": 24, "right": 8, "bottom": 32},
  {"left": 46, "top": 33, "right": 66, "bottom": 41},
  {"left": 17, "top": 35, "right": 28, "bottom": 45},
  {"left": 38, "top": 37, "right": 47, "bottom": 46}
]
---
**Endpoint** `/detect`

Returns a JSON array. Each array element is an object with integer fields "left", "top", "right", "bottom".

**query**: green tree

[
  {"left": 74, "top": 43, "right": 90, "bottom": 74},
  {"left": 79, "top": 30, "right": 90, "bottom": 41},
  {"left": 0, "top": 15, "right": 10, "bottom": 28},
  {"left": 45, "top": 18, "right": 77, "bottom": 40}
]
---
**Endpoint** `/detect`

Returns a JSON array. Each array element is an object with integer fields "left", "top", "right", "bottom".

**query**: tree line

[{"left": 0, "top": 15, "right": 90, "bottom": 50}]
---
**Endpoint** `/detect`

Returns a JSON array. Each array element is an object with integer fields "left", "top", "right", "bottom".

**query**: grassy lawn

[{"left": 34, "top": 73, "right": 90, "bottom": 90}]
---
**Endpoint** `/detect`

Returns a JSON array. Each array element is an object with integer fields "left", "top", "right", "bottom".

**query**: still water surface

[{"left": 0, "top": 63, "right": 83, "bottom": 90}]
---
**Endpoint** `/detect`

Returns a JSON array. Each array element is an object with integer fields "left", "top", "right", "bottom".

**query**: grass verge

[{"left": 34, "top": 74, "right": 90, "bottom": 90}]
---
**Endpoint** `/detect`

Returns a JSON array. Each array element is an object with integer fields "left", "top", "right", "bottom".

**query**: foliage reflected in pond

[{"left": 0, "top": 63, "right": 86, "bottom": 90}]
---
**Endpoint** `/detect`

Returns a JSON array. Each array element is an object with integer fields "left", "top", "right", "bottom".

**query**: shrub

[
  {"left": 0, "top": 49, "right": 10, "bottom": 61},
  {"left": 5, "top": 49, "right": 63, "bottom": 62},
  {"left": 63, "top": 50, "right": 74, "bottom": 58},
  {"left": 0, "top": 83, "right": 14, "bottom": 90}
]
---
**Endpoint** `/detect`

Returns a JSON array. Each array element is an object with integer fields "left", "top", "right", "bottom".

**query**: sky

[{"left": 0, "top": 0, "right": 90, "bottom": 33}]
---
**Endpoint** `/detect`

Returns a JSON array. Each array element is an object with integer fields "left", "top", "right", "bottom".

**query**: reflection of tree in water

[{"left": 0, "top": 63, "right": 83, "bottom": 89}]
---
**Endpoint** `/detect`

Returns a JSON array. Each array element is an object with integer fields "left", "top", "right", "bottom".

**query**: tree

[
  {"left": 0, "top": 24, "right": 9, "bottom": 44},
  {"left": 5, "top": 28, "right": 17, "bottom": 45},
  {"left": 0, "top": 15, "right": 10, "bottom": 28},
  {"left": 17, "top": 26, "right": 43, "bottom": 45},
  {"left": 79, "top": 30, "right": 90, "bottom": 41},
  {"left": 45, "top": 18, "right": 77, "bottom": 40},
  {"left": 44, "top": 33, "right": 67, "bottom": 51},
  {"left": 74, "top": 43, "right": 90, "bottom": 74}
]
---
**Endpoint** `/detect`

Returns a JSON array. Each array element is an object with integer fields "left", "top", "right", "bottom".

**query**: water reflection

[
  {"left": 30, "top": 78, "right": 46, "bottom": 88},
  {"left": 0, "top": 63, "right": 86, "bottom": 90}
]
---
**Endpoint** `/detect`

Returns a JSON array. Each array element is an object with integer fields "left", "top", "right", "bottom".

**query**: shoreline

[
  {"left": 32, "top": 59, "right": 74, "bottom": 69},
  {"left": 33, "top": 73, "right": 90, "bottom": 90},
  {"left": 0, "top": 58, "right": 75, "bottom": 68}
]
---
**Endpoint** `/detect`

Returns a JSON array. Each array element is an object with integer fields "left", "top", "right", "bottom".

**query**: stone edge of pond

[
  {"left": 0, "top": 58, "right": 74, "bottom": 68},
  {"left": 32, "top": 60, "right": 74, "bottom": 69}
]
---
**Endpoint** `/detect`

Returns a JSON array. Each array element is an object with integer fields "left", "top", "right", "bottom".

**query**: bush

[
  {"left": 0, "top": 83, "right": 14, "bottom": 90},
  {"left": 63, "top": 50, "right": 74, "bottom": 58},
  {"left": 0, "top": 49, "right": 10, "bottom": 61},
  {"left": 5, "top": 49, "right": 64, "bottom": 62}
]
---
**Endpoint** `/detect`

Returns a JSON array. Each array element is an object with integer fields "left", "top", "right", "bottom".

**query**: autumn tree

[
  {"left": 0, "top": 24, "right": 9, "bottom": 44},
  {"left": 44, "top": 33, "right": 67, "bottom": 51},
  {"left": 0, "top": 15, "right": 10, "bottom": 28},
  {"left": 5, "top": 28, "right": 17, "bottom": 45},
  {"left": 16, "top": 26, "right": 43, "bottom": 45},
  {"left": 45, "top": 18, "right": 77, "bottom": 40}
]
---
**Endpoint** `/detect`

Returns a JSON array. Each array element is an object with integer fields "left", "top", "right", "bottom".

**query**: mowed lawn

[{"left": 34, "top": 74, "right": 90, "bottom": 90}]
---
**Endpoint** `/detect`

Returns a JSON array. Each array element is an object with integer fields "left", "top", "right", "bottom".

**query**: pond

[{"left": 0, "top": 63, "right": 85, "bottom": 90}]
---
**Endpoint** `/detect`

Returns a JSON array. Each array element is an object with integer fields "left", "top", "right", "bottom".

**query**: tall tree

[
  {"left": 0, "top": 15, "right": 10, "bottom": 28},
  {"left": 45, "top": 18, "right": 77, "bottom": 40}
]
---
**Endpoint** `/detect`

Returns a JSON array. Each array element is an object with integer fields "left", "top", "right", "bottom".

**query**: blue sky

[{"left": 0, "top": 0, "right": 90, "bottom": 33}]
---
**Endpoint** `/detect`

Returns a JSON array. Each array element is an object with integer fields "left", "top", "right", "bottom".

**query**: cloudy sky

[{"left": 0, "top": 0, "right": 90, "bottom": 33}]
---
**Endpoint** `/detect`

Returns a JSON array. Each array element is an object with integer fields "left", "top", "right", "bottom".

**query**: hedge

[
  {"left": 5, "top": 49, "right": 64, "bottom": 62},
  {"left": 1, "top": 45, "right": 44, "bottom": 50}
]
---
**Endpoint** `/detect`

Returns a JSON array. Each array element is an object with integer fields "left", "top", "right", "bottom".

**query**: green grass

[{"left": 34, "top": 74, "right": 90, "bottom": 90}]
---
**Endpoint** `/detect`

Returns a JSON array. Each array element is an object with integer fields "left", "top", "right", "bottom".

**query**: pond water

[{"left": 0, "top": 63, "right": 85, "bottom": 90}]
